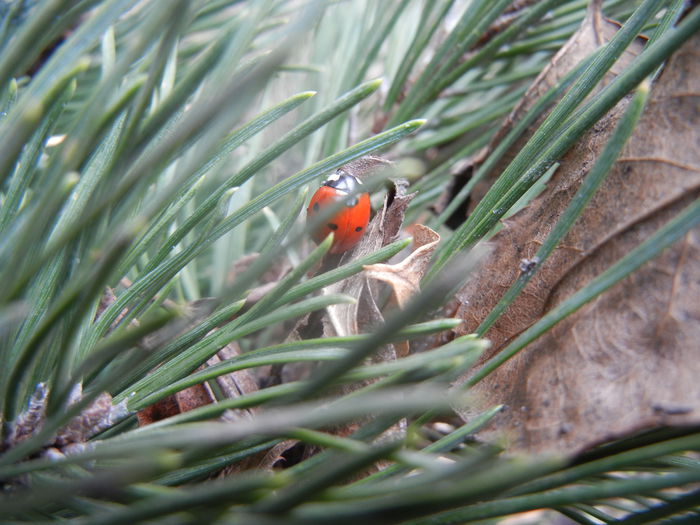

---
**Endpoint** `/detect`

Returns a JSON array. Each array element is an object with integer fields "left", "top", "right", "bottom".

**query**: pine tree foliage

[{"left": 1, "top": 1, "right": 699, "bottom": 523}]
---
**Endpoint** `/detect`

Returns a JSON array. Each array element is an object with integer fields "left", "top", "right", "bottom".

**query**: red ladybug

[{"left": 307, "top": 169, "right": 370, "bottom": 254}]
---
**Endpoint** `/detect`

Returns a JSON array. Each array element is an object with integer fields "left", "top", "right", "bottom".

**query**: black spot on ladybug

[
  {"left": 327, "top": 223, "right": 338, "bottom": 230},
  {"left": 355, "top": 226, "right": 362, "bottom": 232},
  {"left": 313, "top": 202, "right": 320, "bottom": 212}
]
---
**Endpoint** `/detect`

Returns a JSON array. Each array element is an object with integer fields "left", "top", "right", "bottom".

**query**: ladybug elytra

[{"left": 307, "top": 170, "right": 370, "bottom": 254}]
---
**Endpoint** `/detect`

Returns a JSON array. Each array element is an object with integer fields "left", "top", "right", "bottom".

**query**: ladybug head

[{"left": 323, "top": 169, "right": 362, "bottom": 194}]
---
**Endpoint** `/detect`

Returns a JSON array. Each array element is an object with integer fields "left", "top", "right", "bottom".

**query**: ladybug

[{"left": 307, "top": 169, "right": 371, "bottom": 254}]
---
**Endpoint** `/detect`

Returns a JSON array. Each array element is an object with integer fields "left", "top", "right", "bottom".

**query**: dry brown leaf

[
  {"left": 217, "top": 439, "right": 303, "bottom": 478},
  {"left": 95, "top": 281, "right": 134, "bottom": 333},
  {"left": 452, "top": 14, "right": 700, "bottom": 453},
  {"left": 441, "top": 5, "right": 647, "bottom": 219},
  {"left": 364, "top": 224, "right": 439, "bottom": 358},
  {"left": 135, "top": 394, "right": 179, "bottom": 426},
  {"left": 340, "top": 155, "right": 394, "bottom": 182},
  {"left": 136, "top": 383, "right": 214, "bottom": 426},
  {"left": 364, "top": 224, "right": 440, "bottom": 309},
  {"left": 208, "top": 343, "right": 259, "bottom": 422},
  {"left": 137, "top": 340, "right": 260, "bottom": 427},
  {"left": 225, "top": 251, "right": 291, "bottom": 290},
  {"left": 255, "top": 440, "right": 305, "bottom": 470}
]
